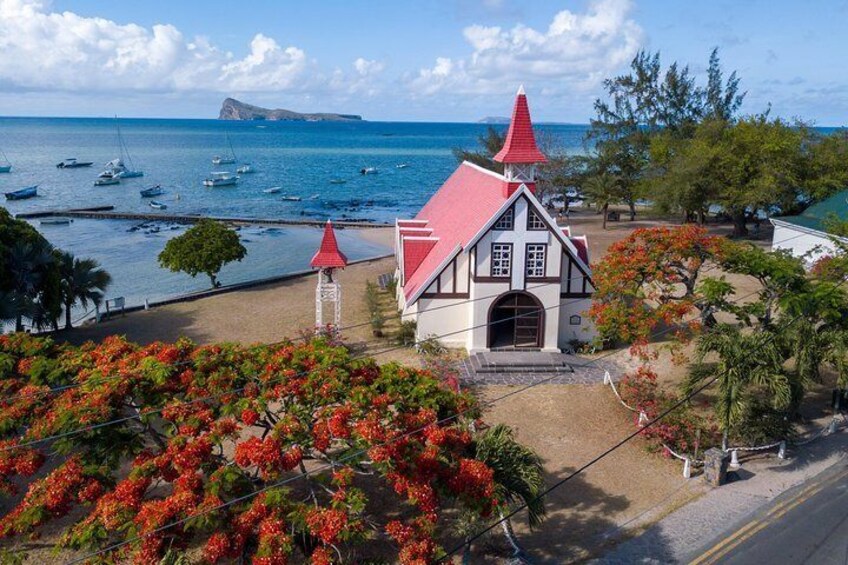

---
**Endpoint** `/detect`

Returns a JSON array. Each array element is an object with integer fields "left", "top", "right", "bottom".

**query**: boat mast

[
  {"left": 115, "top": 116, "right": 136, "bottom": 170},
  {"left": 227, "top": 133, "right": 237, "bottom": 161}
]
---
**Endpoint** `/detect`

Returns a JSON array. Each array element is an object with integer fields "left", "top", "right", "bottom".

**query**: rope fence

[{"left": 603, "top": 369, "right": 846, "bottom": 479}]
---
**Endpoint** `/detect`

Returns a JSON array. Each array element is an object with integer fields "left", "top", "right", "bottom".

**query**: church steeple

[{"left": 494, "top": 86, "right": 547, "bottom": 197}]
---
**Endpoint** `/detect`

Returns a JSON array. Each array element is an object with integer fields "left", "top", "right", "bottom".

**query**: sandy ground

[{"left": 472, "top": 384, "right": 688, "bottom": 562}]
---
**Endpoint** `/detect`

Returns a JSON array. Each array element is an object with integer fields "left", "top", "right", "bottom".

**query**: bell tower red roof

[
  {"left": 493, "top": 85, "right": 547, "bottom": 164},
  {"left": 311, "top": 220, "right": 348, "bottom": 269}
]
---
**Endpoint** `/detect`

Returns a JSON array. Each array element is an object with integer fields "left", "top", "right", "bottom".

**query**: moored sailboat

[{"left": 0, "top": 149, "right": 11, "bottom": 173}]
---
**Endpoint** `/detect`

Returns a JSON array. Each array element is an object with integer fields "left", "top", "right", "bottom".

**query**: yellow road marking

[{"left": 689, "top": 468, "right": 848, "bottom": 565}]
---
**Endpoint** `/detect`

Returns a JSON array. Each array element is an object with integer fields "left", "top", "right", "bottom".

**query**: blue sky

[{"left": 1, "top": 0, "right": 847, "bottom": 124}]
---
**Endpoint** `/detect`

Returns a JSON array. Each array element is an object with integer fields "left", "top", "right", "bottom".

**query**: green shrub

[{"left": 396, "top": 320, "right": 417, "bottom": 347}]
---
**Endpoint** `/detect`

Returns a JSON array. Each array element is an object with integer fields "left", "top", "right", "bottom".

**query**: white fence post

[
  {"left": 603, "top": 370, "right": 611, "bottom": 385},
  {"left": 778, "top": 441, "right": 787, "bottom": 460},
  {"left": 638, "top": 411, "right": 649, "bottom": 426},
  {"left": 683, "top": 457, "right": 691, "bottom": 479},
  {"left": 729, "top": 449, "right": 740, "bottom": 468}
]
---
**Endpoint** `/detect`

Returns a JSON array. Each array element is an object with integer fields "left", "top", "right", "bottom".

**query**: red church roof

[
  {"left": 493, "top": 86, "right": 547, "bottom": 164},
  {"left": 311, "top": 220, "right": 348, "bottom": 269},
  {"left": 401, "top": 162, "right": 508, "bottom": 300}
]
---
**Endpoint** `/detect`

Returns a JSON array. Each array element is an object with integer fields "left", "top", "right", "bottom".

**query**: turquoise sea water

[{"left": 0, "top": 118, "right": 589, "bottom": 310}]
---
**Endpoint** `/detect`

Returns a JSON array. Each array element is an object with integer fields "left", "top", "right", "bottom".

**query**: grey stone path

[
  {"left": 459, "top": 351, "right": 625, "bottom": 386},
  {"left": 593, "top": 427, "right": 848, "bottom": 564}
]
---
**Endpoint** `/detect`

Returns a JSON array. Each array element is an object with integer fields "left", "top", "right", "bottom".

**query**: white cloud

[
  {"left": 409, "top": 0, "right": 643, "bottom": 96},
  {"left": 353, "top": 58, "right": 385, "bottom": 77},
  {"left": 0, "top": 0, "right": 313, "bottom": 93}
]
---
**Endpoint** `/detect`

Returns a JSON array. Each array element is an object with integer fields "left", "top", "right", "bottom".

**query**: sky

[{"left": 0, "top": 0, "right": 847, "bottom": 124}]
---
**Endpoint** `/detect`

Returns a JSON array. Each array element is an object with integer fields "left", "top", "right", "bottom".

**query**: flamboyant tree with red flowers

[
  {"left": 0, "top": 332, "right": 534, "bottom": 564},
  {"left": 589, "top": 225, "right": 729, "bottom": 352}
]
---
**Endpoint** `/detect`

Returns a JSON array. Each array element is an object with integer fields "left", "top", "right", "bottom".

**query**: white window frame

[
  {"left": 493, "top": 207, "right": 514, "bottom": 230},
  {"left": 527, "top": 209, "right": 547, "bottom": 231},
  {"left": 525, "top": 244, "right": 546, "bottom": 278},
  {"left": 491, "top": 243, "right": 512, "bottom": 278}
]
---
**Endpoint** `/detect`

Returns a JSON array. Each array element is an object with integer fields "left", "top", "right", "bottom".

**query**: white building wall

[
  {"left": 558, "top": 298, "right": 596, "bottom": 349},
  {"left": 468, "top": 281, "right": 511, "bottom": 353},
  {"left": 414, "top": 297, "right": 471, "bottom": 349},
  {"left": 771, "top": 222, "right": 838, "bottom": 265}
]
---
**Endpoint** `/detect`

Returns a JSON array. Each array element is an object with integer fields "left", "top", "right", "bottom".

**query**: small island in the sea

[
  {"left": 477, "top": 116, "right": 511, "bottom": 124},
  {"left": 218, "top": 97, "right": 363, "bottom": 121}
]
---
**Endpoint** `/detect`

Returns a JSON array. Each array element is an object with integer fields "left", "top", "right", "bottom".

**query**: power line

[
  {"left": 65, "top": 278, "right": 783, "bottom": 564},
  {"left": 439, "top": 274, "right": 848, "bottom": 561}
]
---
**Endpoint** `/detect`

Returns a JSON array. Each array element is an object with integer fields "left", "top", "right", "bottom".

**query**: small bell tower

[
  {"left": 493, "top": 85, "right": 547, "bottom": 198},
  {"left": 310, "top": 220, "right": 348, "bottom": 332}
]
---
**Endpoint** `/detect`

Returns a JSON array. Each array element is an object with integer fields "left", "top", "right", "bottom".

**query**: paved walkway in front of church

[{"left": 459, "top": 351, "right": 626, "bottom": 385}]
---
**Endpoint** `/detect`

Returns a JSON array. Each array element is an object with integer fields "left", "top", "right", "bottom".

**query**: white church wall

[
  {"left": 416, "top": 296, "right": 471, "bottom": 349},
  {"left": 558, "top": 298, "right": 596, "bottom": 349}
]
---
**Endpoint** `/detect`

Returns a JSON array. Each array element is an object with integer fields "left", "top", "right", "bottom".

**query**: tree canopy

[
  {"left": 159, "top": 220, "right": 247, "bottom": 288},
  {"left": 0, "top": 333, "right": 544, "bottom": 563}
]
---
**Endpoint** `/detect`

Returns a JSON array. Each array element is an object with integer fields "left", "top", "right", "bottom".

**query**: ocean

[{"left": 0, "top": 117, "right": 590, "bottom": 311}]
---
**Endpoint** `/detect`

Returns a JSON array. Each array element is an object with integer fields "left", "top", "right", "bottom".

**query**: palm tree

[
  {"left": 58, "top": 252, "right": 111, "bottom": 330},
  {"left": 6, "top": 240, "right": 54, "bottom": 331},
  {"left": 684, "top": 324, "right": 792, "bottom": 449},
  {"left": 583, "top": 172, "right": 621, "bottom": 229},
  {"left": 469, "top": 424, "right": 546, "bottom": 558}
]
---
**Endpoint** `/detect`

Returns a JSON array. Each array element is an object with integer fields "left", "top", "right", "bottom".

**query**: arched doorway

[{"left": 487, "top": 291, "right": 544, "bottom": 349}]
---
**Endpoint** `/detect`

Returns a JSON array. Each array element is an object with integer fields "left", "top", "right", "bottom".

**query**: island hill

[{"left": 218, "top": 98, "right": 362, "bottom": 122}]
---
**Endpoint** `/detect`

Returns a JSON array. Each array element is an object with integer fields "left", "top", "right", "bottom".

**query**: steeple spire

[
  {"left": 493, "top": 87, "right": 546, "bottom": 197},
  {"left": 493, "top": 86, "right": 547, "bottom": 165}
]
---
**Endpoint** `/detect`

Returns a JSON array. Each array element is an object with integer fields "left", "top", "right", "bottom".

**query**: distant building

[
  {"left": 771, "top": 190, "right": 848, "bottom": 263},
  {"left": 394, "top": 87, "right": 596, "bottom": 353}
]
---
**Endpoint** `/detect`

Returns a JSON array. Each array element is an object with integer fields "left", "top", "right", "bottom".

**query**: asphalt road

[{"left": 689, "top": 462, "right": 848, "bottom": 565}]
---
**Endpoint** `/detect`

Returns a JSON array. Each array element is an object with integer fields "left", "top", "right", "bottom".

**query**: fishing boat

[
  {"left": 396, "top": 163, "right": 409, "bottom": 169},
  {"left": 281, "top": 196, "right": 302, "bottom": 202},
  {"left": 4, "top": 185, "right": 37, "bottom": 200},
  {"left": 0, "top": 148, "right": 11, "bottom": 173},
  {"left": 236, "top": 163, "right": 255, "bottom": 174},
  {"left": 40, "top": 218, "right": 72, "bottom": 226},
  {"left": 329, "top": 179, "right": 347, "bottom": 185},
  {"left": 262, "top": 186, "right": 282, "bottom": 194},
  {"left": 140, "top": 185, "right": 164, "bottom": 198},
  {"left": 203, "top": 171, "right": 238, "bottom": 187},
  {"left": 360, "top": 167, "right": 378, "bottom": 175},
  {"left": 212, "top": 134, "right": 238, "bottom": 165},
  {"left": 149, "top": 200, "right": 167, "bottom": 210},
  {"left": 57, "top": 158, "right": 93, "bottom": 168},
  {"left": 94, "top": 177, "right": 120, "bottom": 186}
]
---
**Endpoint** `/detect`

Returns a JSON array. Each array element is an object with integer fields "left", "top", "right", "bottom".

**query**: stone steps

[{"left": 469, "top": 352, "right": 575, "bottom": 374}]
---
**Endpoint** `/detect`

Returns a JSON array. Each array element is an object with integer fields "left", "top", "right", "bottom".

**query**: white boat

[
  {"left": 262, "top": 186, "right": 282, "bottom": 194},
  {"left": 203, "top": 171, "right": 239, "bottom": 187},
  {"left": 40, "top": 217, "right": 72, "bottom": 225},
  {"left": 57, "top": 158, "right": 93, "bottom": 168},
  {"left": 360, "top": 167, "right": 378, "bottom": 175},
  {"left": 236, "top": 164, "right": 255, "bottom": 174},
  {"left": 149, "top": 200, "right": 167, "bottom": 210},
  {"left": 94, "top": 177, "right": 120, "bottom": 186},
  {"left": 281, "top": 196, "right": 301, "bottom": 201},
  {"left": 396, "top": 163, "right": 409, "bottom": 169},
  {"left": 329, "top": 178, "right": 347, "bottom": 185},
  {"left": 212, "top": 134, "right": 238, "bottom": 165},
  {"left": 102, "top": 118, "right": 144, "bottom": 179}
]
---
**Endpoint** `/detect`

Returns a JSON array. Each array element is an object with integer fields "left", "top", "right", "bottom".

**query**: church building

[{"left": 394, "top": 87, "right": 596, "bottom": 353}]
